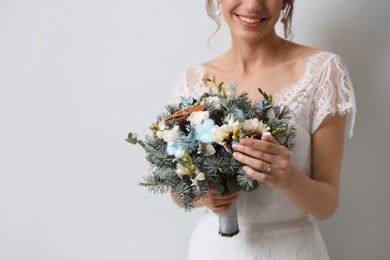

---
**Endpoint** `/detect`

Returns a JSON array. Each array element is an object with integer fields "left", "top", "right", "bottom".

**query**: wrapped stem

[{"left": 218, "top": 201, "right": 239, "bottom": 237}]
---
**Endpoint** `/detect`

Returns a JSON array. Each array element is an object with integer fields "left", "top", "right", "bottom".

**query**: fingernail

[
  {"left": 232, "top": 143, "right": 238, "bottom": 149},
  {"left": 262, "top": 132, "right": 272, "bottom": 139}
]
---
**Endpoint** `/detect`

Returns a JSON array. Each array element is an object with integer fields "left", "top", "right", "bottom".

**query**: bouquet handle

[{"left": 218, "top": 201, "right": 239, "bottom": 237}]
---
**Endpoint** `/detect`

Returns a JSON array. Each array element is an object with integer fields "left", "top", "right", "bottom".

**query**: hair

[
  {"left": 206, "top": 0, "right": 295, "bottom": 41},
  {"left": 206, "top": 0, "right": 222, "bottom": 48},
  {"left": 282, "top": 0, "right": 294, "bottom": 39}
]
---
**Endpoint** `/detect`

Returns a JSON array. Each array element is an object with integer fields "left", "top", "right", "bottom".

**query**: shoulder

[
  {"left": 284, "top": 43, "right": 351, "bottom": 81},
  {"left": 311, "top": 50, "right": 347, "bottom": 68},
  {"left": 200, "top": 51, "right": 232, "bottom": 75},
  {"left": 292, "top": 42, "right": 348, "bottom": 70},
  {"left": 285, "top": 42, "right": 345, "bottom": 67},
  {"left": 307, "top": 50, "right": 351, "bottom": 84}
]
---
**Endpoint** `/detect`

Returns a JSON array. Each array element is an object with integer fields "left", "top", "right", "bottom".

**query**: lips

[
  {"left": 238, "top": 16, "right": 261, "bottom": 24},
  {"left": 236, "top": 14, "right": 268, "bottom": 28}
]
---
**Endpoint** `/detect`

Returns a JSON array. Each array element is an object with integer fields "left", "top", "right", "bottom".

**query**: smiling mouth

[{"left": 237, "top": 15, "right": 268, "bottom": 24}]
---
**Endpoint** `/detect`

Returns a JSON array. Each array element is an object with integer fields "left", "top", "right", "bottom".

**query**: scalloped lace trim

[{"left": 173, "top": 51, "right": 356, "bottom": 138}]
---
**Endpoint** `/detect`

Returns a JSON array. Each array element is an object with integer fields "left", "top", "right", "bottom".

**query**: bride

[{"left": 171, "top": 0, "right": 356, "bottom": 259}]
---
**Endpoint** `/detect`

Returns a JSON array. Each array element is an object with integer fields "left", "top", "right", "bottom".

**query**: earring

[
  {"left": 215, "top": 1, "right": 221, "bottom": 17},
  {"left": 281, "top": 10, "right": 287, "bottom": 24}
]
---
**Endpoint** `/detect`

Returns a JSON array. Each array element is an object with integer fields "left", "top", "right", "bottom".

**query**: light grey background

[{"left": 0, "top": 0, "right": 389, "bottom": 259}]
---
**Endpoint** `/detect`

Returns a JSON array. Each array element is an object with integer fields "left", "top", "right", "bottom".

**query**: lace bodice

[
  {"left": 171, "top": 51, "right": 356, "bottom": 260},
  {"left": 172, "top": 51, "right": 355, "bottom": 139}
]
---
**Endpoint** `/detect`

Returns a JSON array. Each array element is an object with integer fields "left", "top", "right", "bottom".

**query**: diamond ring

[{"left": 265, "top": 163, "right": 272, "bottom": 173}]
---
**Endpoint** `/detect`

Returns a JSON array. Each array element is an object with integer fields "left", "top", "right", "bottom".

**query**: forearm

[{"left": 282, "top": 165, "right": 339, "bottom": 220}]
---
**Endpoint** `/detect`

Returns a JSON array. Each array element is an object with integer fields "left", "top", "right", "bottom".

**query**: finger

[
  {"left": 239, "top": 138, "right": 279, "bottom": 154},
  {"left": 262, "top": 133, "right": 290, "bottom": 157},
  {"left": 233, "top": 151, "right": 272, "bottom": 172},
  {"left": 209, "top": 189, "right": 237, "bottom": 197},
  {"left": 232, "top": 142, "right": 276, "bottom": 162},
  {"left": 213, "top": 199, "right": 236, "bottom": 207},
  {"left": 242, "top": 166, "right": 272, "bottom": 183},
  {"left": 210, "top": 195, "right": 238, "bottom": 204},
  {"left": 208, "top": 191, "right": 238, "bottom": 201},
  {"left": 209, "top": 195, "right": 237, "bottom": 207},
  {"left": 211, "top": 203, "right": 234, "bottom": 213},
  {"left": 261, "top": 132, "right": 280, "bottom": 145}
]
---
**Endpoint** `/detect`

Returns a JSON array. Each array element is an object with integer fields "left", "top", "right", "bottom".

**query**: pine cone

[
  {"left": 201, "top": 93, "right": 210, "bottom": 99},
  {"left": 210, "top": 109, "right": 224, "bottom": 126}
]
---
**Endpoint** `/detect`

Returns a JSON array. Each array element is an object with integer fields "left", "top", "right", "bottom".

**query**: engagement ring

[{"left": 265, "top": 163, "right": 272, "bottom": 173}]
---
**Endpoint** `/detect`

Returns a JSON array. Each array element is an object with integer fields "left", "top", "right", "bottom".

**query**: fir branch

[
  {"left": 165, "top": 104, "right": 181, "bottom": 114},
  {"left": 127, "top": 76, "right": 296, "bottom": 213},
  {"left": 236, "top": 170, "right": 259, "bottom": 192}
]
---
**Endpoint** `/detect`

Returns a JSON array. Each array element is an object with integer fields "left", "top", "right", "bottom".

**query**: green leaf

[
  {"left": 137, "top": 140, "right": 146, "bottom": 148},
  {"left": 125, "top": 132, "right": 138, "bottom": 145},
  {"left": 226, "top": 177, "right": 241, "bottom": 193},
  {"left": 268, "top": 95, "right": 273, "bottom": 104},
  {"left": 214, "top": 182, "right": 227, "bottom": 196},
  {"left": 217, "top": 83, "right": 223, "bottom": 94},
  {"left": 276, "top": 135, "right": 287, "bottom": 144}
]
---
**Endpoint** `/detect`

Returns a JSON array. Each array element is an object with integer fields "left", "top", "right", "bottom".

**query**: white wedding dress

[{"left": 171, "top": 51, "right": 356, "bottom": 260}]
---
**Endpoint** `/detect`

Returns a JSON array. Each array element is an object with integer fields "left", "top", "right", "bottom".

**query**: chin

[{"left": 233, "top": 31, "right": 272, "bottom": 44}]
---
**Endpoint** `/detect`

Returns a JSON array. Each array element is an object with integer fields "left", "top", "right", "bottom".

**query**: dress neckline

[{"left": 195, "top": 51, "right": 328, "bottom": 100}]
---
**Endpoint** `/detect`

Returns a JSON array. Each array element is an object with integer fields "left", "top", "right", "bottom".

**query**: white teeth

[{"left": 239, "top": 16, "right": 261, "bottom": 24}]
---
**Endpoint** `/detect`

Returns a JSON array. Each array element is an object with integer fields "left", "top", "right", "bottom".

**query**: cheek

[{"left": 265, "top": 0, "right": 284, "bottom": 15}]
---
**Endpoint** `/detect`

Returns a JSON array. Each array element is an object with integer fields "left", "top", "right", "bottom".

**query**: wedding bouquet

[{"left": 126, "top": 77, "right": 295, "bottom": 237}]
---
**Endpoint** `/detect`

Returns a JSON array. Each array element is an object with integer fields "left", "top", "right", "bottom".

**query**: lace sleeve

[
  {"left": 170, "top": 65, "right": 208, "bottom": 103},
  {"left": 310, "top": 54, "right": 356, "bottom": 138},
  {"left": 170, "top": 70, "right": 188, "bottom": 103}
]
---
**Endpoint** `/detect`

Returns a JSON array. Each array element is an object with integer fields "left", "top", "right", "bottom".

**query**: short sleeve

[{"left": 310, "top": 54, "right": 356, "bottom": 138}]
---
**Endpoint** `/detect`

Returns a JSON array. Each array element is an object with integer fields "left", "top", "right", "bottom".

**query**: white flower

[
  {"left": 187, "top": 111, "right": 209, "bottom": 125},
  {"left": 242, "top": 118, "right": 260, "bottom": 132},
  {"left": 224, "top": 114, "right": 241, "bottom": 131},
  {"left": 158, "top": 120, "right": 167, "bottom": 131},
  {"left": 242, "top": 118, "right": 270, "bottom": 134},
  {"left": 197, "top": 144, "right": 216, "bottom": 156},
  {"left": 209, "top": 115, "right": 241, "bottom": 145},
  {"left": 156, "top": 126, "right": 180, "bottom": 144},
  {"left": 156, "top": 131, "right": 164, "bottom": 139},
  {"left": 209, "top": 126, "right": 226, "bottom": 144},
  {"left": 202, "top": 96, "right": 223, "bottom": 109},
  {"left": 175, "top": 163, "right": 187, "bottom": 178},
  {"left": 196, "top": 170, "right": 205, "bottom": 181},
  {"left": 257, "top": 122, "right": 271, "bottom": 134},
  {"left": 191, "top": 169, "right": 206, "bottom": 187}
]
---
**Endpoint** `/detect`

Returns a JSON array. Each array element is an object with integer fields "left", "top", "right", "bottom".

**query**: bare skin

[{"left": 173, "top": 0, "right": 347, "bottom": 220}]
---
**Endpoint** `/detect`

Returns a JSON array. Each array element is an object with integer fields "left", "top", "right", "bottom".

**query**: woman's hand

[
  {"left": 206, "top": 189, "right": 238, "bottom": 214},
  {"left": 232, "top": 133, "right": 293, "bottom": 190},
  {"left": 171, "top": 189, "right": 238, "bottom": 213},
  {"left": 232, "top": 114, "right": 346, "bottom": 220}
]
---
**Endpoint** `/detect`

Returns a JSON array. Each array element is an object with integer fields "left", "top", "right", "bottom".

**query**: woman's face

[{"left": 220, "top": 0, "right": 285, "bottom": 43}]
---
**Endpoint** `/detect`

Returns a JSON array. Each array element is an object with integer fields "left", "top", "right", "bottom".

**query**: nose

[{"left": 243, "top": 0, "right": 262, "bottom": 12}]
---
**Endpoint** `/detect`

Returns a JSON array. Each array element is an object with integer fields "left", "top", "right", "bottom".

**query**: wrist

[{"left": 280, "top": 164, "right": 305, "bottom": 193}]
